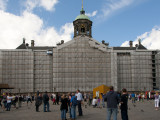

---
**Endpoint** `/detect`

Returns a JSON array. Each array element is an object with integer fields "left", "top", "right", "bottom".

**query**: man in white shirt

[
  {"left": 92, "top": 97, "right": 97, "bottom": 108},
  {"left": 7, "top": 93, "right": 13, "bottom": 111},
  {"left": 76, "top": 90, "right": 83, "bottom": 116}
]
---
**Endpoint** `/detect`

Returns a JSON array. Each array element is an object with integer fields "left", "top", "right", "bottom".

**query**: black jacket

[
  {"left": 43, "top": 93, "right": 49, "bottom": 103},
  {"left": 120, "top": 94, "right": 128, "bottom": 110},
  {"left": 104, "top": 91, "right": 119, "bottom": 108},
  {"left": 60, "top": 98, "right": 68, "bottom": 110}
]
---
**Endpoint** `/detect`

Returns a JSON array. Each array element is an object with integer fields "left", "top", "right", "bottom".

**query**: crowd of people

[{"left": 0, "top": 88, "right": 160, "bottom": 120}]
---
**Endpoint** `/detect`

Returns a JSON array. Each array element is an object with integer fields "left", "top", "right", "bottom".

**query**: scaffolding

[
  {"left": 116, "top": 50, "right": 153, "bottom": 91},
  {"left": 52, "top": 36, "right": 111, "bottom": 92},
  {"left": 0, "top": 38, "right": 160, "bottom": 93},
  {"left": 0, "top": 50, "right": 34, "bottom": 93},
  {"left": 33, "top": 50, "right": 53, "bottom": 92}
]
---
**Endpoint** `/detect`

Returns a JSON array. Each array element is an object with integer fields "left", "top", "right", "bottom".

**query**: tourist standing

[
  {"left": 35, "top": 93, "right": 42, "bottom": 112},
  {"left": 89, "top": 93, "right": 93, "bottom": 106},
  {"left": 27, "top": 94, "right": 32, "bottom": 106},
  {"left": 0, "top": 94, "right": 2, "bottom": 109},
  {"left": 154, "top": 92, "right": 159, "bottom": 110},
  {"left": 68, "top": 93, "right": 72, "bottom": 119},
  {"left": 2, "top": 93, "right": 7, "bottom": 110},
  {"left": 104, "top": 86, "right": 119, "bottom": 120},
  {"left": 56, "top": 93, "right": 59, "bottom": 105},
  {"left": 76, "top": 89, "right": 83, "bottom": 116},
  {"left": 6, "top": 93, "right": 13, "bottom": 111},
  {"left": 70, "top": 93, "right": 77, "bottom": 120},
  {"left": 43, "top": 91, "right": 50, "bottom": 112},
  {"left": 101, "top": 93, "right": 105, "bottom": 108},
  {"left": 60, "top": 94, "right": 68, "bottom": 120},
  {"left": 120, "top": 88, "right": 128, "bottom": 120},
  {"left": 18, "top": 95, "right": 23, "bottom": 107},
  {"left": 131, "top": 93, "right": 136, "bottom": 103}
]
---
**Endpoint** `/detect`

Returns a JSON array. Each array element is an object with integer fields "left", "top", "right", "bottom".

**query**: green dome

[
  {"left": 75, "top": 14, "right": 90, "bottom": 20},
  {"left": 75, "top": 9, "right": 90, "bottom": 20}
]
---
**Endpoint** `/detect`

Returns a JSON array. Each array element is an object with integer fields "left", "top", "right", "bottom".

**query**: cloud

[
  {"left": 26, "top": 0, "right": 59, "bottom": 12},
  {"left": 0, "top": 10, "right": 73, "bottom": 49},
  {"left": 121, "top": 26, "right": 160, "bottom": 49},
  {"left": 0, "top": 0, "right": 8, "bottom": 11},
  {"left": 97, "top": 0, "right": 133, "bottom": 20},
  {"left": 86, "top": 10, "right": 98, "bottom": 17}
]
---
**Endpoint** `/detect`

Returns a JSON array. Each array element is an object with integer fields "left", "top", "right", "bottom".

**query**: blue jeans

[
  {"left": 102, "top": 99, "right": 105, "bottom": 108},
  {"left": 107, "top": 108, "right": 118, "bottom": 120},
  {"left": 71, "top": 106, "right": 76, "bottom": 119},
  {"left": 43, "top": 102, "right": 49, "bottom": 112},
  {"left": 69, "top": 105, "right": 72, "bottom": 118},
  {"left": 61, "top": 109, "right": 66, "bottom": 120},
  {"left": 6, "top": 103, "right": 11, "bottom": 111}
]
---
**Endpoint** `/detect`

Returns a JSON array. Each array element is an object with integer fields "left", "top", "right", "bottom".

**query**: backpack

[{"left": 72, "top": 97, "right": 77, "bottom": 106}]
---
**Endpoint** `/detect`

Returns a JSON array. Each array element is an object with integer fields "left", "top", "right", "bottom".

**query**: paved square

[{"left": 0, "top": 100, "right": 159, "bottom": 120}]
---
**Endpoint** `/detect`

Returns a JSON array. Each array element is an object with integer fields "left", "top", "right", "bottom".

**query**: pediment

[{"left": 56, "top": 36, "right": 110, "bottom": 52}]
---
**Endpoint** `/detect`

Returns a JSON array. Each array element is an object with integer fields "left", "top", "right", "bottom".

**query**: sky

[{"left": 0, "top": 0, "right": 160, "bottom": 49}]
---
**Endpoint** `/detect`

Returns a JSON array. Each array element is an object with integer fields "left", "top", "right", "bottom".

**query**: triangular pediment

[{"left": 56, "top": 36, "right": 110, "bottom": 52}]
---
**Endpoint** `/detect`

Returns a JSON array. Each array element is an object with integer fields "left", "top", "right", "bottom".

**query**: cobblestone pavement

[{"left": 0, "top": 100, "right": 159, "bottom": 120}]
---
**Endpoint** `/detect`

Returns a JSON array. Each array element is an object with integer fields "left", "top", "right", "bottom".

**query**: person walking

[
  {"left": 120, "top": 88, "right": 128, "bottom": 120},
  {"left": 76, "top": 89, "right": 83, "bottom": 116},
  {"left": 104, "top": 86, "right": 119, "bottom": 120},
  {"left": 43, "top": 91, "right": 50, "bottom": 112}
]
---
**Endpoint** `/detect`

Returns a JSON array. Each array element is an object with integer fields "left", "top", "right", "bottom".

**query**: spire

[
  {"left": 82, "top": 0, "right": 83, "bottom": 10},
  {"left": 80, "top": 0, "right": 85, "bottom": 14}
]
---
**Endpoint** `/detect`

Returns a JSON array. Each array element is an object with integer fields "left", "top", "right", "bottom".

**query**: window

[{"left": 81, "top": 27, "right": 85, "bottom": 33}]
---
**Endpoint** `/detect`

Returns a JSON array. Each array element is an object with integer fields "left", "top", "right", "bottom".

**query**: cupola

[{"left": 73, "top": 1, "right": 92, "bottom": 38}]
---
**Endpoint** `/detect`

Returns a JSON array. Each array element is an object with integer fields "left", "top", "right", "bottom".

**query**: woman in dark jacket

[{"left": 60, "top": 94, "right": 68, "bottom": 120}]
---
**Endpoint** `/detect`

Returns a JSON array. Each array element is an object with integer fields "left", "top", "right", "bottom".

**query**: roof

[
  {"left": 16, "top": 43, "right": 27, "bottom": 49},
  {"left": 137, "top": 44, "right": 147, "bottom": 50},
  {"left": 75, "top": 9, "right": 90, "bottom": 20},
  {"left": 16, "top": 43, "right": 55, "bottom": 50},
  {"left": 75, "top": 14, "right": 90, "bottom": 20},
  {"left": 113, "top": 47, "right": 136, "bottom": 50},
  {"left": 113, "top": 44, "right": 147, "bottom": 50},
  {"left": 27, "top": 46, "right": 55, "bottom": 50}
]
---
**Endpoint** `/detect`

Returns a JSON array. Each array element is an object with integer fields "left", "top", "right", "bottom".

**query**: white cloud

[
  {"left": 26, "top": 0, "right": 59, "bottom": 12},
  {"left": 0, "top": 10, "right": 73, "bottom": 49},
  {"left": 0, "top": 0, "right": 8, "bottom": 11},
  {"left": 86, "top": 10, "right": 98, "bottom": 17},
  {"left": 121, "top": 26, "right": 160, "bottom": 49},
  {"left": 97, "top": 0, "right": 133, "bottom": 20}
]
